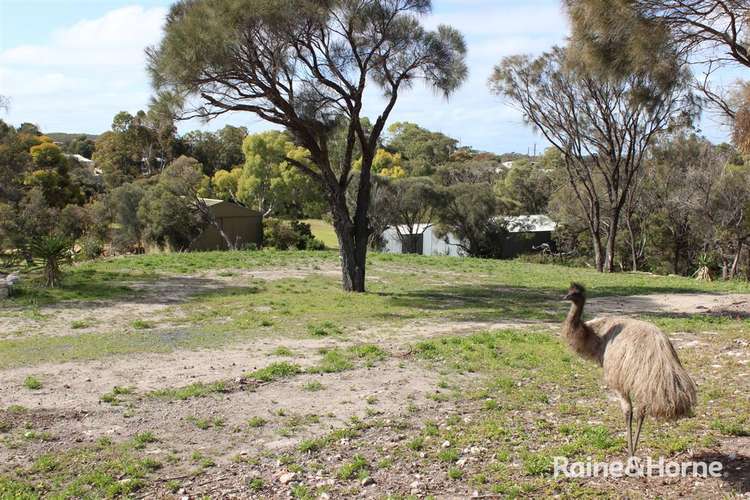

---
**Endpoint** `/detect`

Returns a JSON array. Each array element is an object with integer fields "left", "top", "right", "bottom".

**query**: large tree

[
  {"left": 491, "top": 47, "right": 694, "bottom": 272},
  {"left": 566, "top": 1, "right": 749, "bottom": 126},
  {"left": 385, "top": 122, "right": 459, "bottom": 175},
  {"left": 147, "top": 0, "right": 467, "bottom": 292}
]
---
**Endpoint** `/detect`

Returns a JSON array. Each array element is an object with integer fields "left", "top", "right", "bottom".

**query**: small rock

[
  {"left": 278, "top": 472, "right": 297, "bottom": 484},
  {"left": 361, "top": 477, "right": 375, "bottom": 486},
  {"left": 441, "top": 440, "right": 451, "bottom": 448}
]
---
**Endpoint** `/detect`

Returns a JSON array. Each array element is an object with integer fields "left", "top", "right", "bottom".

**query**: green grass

[
  {"left": 100, "top": 386, "right": 134, "bottom": 405},
  {"left": 2, "top": 251, "right": 749, "bottom": 371},
  {"left": 0, "top": 433, "right": 166, "bottom": 498},
  {"left": 247, "top": 416, "right": 267, "bottom": 428},
  {"left": 147, "top": 381, "right": 227, "bottom": 400},
  {"left": 302, "top": 381, "right": 324, "bottom": 392},
  {"left": 245, "top": 362, "right": 302, "bottom": 382},
  {"left": 22, "top": 376, "right": 42, "bottom": 390},
  {"left": 337, "top": 454, "right": 369, "bottom": 480},
  {"left": 302, "top": 219, "right": 338, "bottom": 249},
  {"left": 270, "top": 346, "right": 294, "bottom": 357},
  {"left": 306, "top": 320, "right": 342, "bottom": 337},
  {"left": 131, "top": 320, "right": 154, "bottom": 330}
]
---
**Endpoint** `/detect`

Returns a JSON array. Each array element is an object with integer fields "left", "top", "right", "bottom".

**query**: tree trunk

[
  {"left": 604, "top": 207, "right": 622, "bottom": 273},
  {"left": 331, "top": 198, "right": 368, "bottom": 293},
  {"left": 626, "top": 215, "right": 638, "bottom": 272},
  {"left": 730, "top": 241, "right": 742, "bottom": 279},
  {"left": 590, "top": 226, "right": 604, "bottom": 272}
]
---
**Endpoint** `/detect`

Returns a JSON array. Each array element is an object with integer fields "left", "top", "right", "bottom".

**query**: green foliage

[
  {"left": 23, "top": 376, "right": 42, "bottom": 390},
  {"left": 110, "top": 182, "right": 146, "bottom": 252},
  {"left": 30, "top": 235, "right": 74, "bottom": 287},
  {"left": 433, "top": 182, "right": 506, "bottom": 258},
  {"left": 181, "top": 125, "right": 247, "bottom": 176},
  {"left": 147, "top": 381, "right": 227, "bottom": 401},
  {"left": 386, "top": 122, "right": 459, "bottom": 176},
  {"left": 496, "top": 158, "right": 554, "bottom": 215},
  {"left": 223, "top": 130, "right": 323, "bottom": 218},
  {"left": 337, "top": 454, "right": 369, "bottom": 480},
  {"left": 247, "top": 416, "right": 267, "bottom": 428},
  {"left": 264, "top": 219, "right": 324, "bottom": 251},
  {"left": 138, "top": 172, "right": 201, "bottom": 251},
  {"left": 566, "top": 0, "right": 679, "bottom": 92},
  {"left": 245, "top": 362, "right": 302, "bottom": 382}
]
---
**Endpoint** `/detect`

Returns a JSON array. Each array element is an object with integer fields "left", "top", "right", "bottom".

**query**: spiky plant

[
  {"left": 30, "top": 235, "right": 73, "bottom": 288},
  {"left": 693, "top": 253, "right": 713, "bottom": 282}
]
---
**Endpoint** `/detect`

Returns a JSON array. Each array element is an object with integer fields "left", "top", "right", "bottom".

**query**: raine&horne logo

[{"left": 553, "top": 456, "right": 724, "bottom": 478}]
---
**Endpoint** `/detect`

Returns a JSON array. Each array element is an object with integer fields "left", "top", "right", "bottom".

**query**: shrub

[
  {"left": 78, "top": 236, "right": 105, "bottom": 261},
  {"left": 30, "top": 235, "right": 74, "bottom": 287},
  {"left": 23, "top": 376, "right": 42, "bottom": 390},
  {"left": 263, "top": 219, "right": 324, "bottom": 250}
]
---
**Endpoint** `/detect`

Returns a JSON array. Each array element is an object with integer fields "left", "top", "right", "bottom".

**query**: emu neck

[
  {"left": 566, "top": 300, "right": 584, "bottom": 326},
  {"left": 563, "top": 299, "right": 603, "bottom": 365}
]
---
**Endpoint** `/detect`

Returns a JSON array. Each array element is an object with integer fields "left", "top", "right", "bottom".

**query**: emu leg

[
  {"left": 625, "top": 409, "right": 633, "bottom": 457},
  {"left": 631, "top": 413, "right": 646, "bottom": 456}
]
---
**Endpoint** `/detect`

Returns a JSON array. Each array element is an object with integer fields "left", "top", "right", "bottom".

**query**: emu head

[{"left": 563, "top": 282, "right": 586, "bottom": 303}]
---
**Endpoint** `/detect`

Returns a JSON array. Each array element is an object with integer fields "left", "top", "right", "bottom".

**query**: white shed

[{"left": 382, "top": 224, "right": 466, "bottom": 257}]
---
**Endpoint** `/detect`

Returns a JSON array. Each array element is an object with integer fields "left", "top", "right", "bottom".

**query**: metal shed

[
  {"left": 381, "top": 215, "right": 556, "bottom": 258},
  {"left": 189, "top": 199, "right": 263, "bottom": 251}
]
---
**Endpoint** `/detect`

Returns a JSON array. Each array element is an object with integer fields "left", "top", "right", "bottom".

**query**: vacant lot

[{"left": 1, "top": 251, "right": 748, "bottom": 498}]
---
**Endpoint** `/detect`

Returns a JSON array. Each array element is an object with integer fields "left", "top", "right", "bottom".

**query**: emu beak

[{"left": 562, "top": 293, "right": 571, "bottom": 301}]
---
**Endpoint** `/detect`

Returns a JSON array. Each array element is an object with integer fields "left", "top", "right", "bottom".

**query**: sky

[{"left": 0, "top": 0, "right": 741, "bottom": 154}]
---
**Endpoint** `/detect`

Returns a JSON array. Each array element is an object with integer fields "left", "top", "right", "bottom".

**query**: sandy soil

[
  {"left": 588, "top": 293, "right": 750, "bottom": 318},
  {"left": 0, "top": 357, "right": 440, "bottom": 472}
]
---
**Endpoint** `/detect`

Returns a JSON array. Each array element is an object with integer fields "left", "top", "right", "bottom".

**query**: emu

[{"left": 562, "top": 283, "right": 697, "bottom": 457}]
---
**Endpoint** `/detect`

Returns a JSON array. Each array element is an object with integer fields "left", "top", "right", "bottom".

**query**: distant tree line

[{"left": 2, "top": 0, "right": 748, "bottom": 290}]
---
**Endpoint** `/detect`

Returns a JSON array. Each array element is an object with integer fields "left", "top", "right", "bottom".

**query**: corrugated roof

[
  {"left": 503, "top": 215, "right": 557, "bottom": 233},
  {"left": 200, "top": 198, "right": 225, "bottom": 207}
]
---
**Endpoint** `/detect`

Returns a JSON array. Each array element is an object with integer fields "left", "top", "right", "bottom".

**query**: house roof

[
  {"left": 198, "top": 198, "right": 263, "bottom": 217},
  {"left": 386, "top": 215, "right": 556, "bottom": 236},
  {"left": 200, "top": 198, "right": 225, "bottom": 207},
  {"left": 502, "top": 215, "right": 557, "bottom": 233},
  {"left": 64, "top": 153, "right": 94, "bottom": 164}
]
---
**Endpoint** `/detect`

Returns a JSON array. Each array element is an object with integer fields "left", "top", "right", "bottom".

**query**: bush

[
  {"left": 78, "top": 236, "right": 104, "bottom": 261},
  {"left": 263, "top": 219, "right": 324, "bottom": 250},
  {"left": 30, "top": 235, "right": 74, "bottom": 287}
]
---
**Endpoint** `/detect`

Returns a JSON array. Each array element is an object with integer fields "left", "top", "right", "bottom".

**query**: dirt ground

[
  {"left": 1, "top": 267, "right": 749, "bottom": 499},
  {"left": 587, "top": 293, "right": 750, "bottom": 318}
]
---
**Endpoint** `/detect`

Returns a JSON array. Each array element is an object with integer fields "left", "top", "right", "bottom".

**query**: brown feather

[{"left": 562, "top": 287, "right": 697, "bottom": 421}]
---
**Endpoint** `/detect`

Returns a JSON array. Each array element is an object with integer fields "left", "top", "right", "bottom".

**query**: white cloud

[
  {"left": 0, "top": 0, "right": 729, "bottom": 153},
  {"left": 0, "top": 5, "right": 166, "bottom": 133},
  {"left": 0, "top": 6, "right": 166, "bottom": 67}
]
